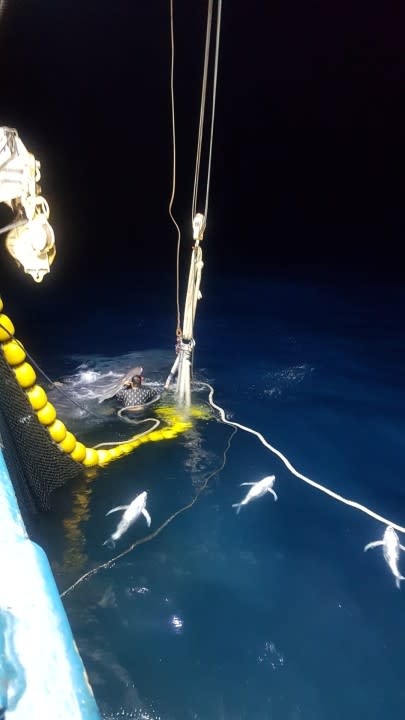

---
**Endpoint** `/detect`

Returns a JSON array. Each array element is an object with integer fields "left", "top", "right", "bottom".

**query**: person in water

[{"left": 114, "top": 373, "right": 160, "bottom": 409}]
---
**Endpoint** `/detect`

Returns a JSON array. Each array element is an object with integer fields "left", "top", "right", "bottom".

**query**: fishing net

[{"left": 0, "top": 350, "right": 82, "bottom": 513}]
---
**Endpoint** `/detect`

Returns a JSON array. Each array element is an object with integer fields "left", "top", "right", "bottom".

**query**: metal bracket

[{"left": 192, "top": 213, "right": 206, "bottom": 242}]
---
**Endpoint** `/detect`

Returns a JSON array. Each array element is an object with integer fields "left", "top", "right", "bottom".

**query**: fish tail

[
  {"left": 103, "top": 537, "right": 115, "bottom": 550},
  {"left": 396, "top": 575, "right": 405, "bottom": 589},
  {"left": 232, "top": 503, "right": 241, "bottom": 514}
]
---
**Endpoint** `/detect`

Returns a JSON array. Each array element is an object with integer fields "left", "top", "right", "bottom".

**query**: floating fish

[
  {"left": 103, "top": 490, "right": 151, "bottom": 548},
  {"left": 232, "top": 475, "right": 277, "bottom": 514},
  {"left": 364, "top": 525, "right": 405, "bottom": 589}
]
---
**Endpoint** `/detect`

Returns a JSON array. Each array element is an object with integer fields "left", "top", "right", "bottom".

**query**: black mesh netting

[{"left": 0, "top": 349, "right": 82, "bottom": 513}]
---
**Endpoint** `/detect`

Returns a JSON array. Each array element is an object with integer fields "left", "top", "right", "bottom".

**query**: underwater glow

[{"left": 170, "top": 614, "right": 183, "bottom": 632}]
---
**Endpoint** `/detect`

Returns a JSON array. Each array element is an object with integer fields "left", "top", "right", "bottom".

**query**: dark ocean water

[{"left": 24, "top": 270, "right": 405, "bottom": 719}]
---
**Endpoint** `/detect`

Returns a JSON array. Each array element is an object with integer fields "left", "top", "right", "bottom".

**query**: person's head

[{"left": 131, "top": 374, "right": 142, "bottom": 387}]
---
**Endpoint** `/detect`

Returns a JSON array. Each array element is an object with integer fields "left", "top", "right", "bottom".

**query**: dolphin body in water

[
  {"left": 232, "top": 475, "right": 277, "bottom": 514},
  {"left": 103, "top": 490, "right": 151, "bottom": 548},
  {"left": 364, "top": 525, "right": 405, "bottom": 589}
]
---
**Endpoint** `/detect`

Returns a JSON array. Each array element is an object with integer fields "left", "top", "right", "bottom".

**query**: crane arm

[{"left": 0, "top": 126, "right": 55, "bottom": 282}]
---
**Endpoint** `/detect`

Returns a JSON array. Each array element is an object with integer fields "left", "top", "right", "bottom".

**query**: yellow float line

[{"left": 0, "top": 296, "right": 193, "bottom": 468}]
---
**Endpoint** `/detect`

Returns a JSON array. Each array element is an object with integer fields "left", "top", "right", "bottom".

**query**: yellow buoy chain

[{"left": 0, "top": 296, "right": 192, "bottom": 468}]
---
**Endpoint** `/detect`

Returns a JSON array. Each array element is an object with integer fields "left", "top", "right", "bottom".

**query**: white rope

[
  {"left": 92, "top": 418, "right": 160, "bottom": 448},
  {"left": 202, "top": 382, "right": 405, "bottom": 535}
]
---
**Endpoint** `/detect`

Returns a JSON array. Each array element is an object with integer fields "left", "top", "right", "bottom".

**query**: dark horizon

[{"left": 0, "top": 1, "right": 404, "bottom": 283}]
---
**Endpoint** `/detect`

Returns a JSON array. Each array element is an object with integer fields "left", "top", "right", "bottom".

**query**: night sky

[{"left": 0, "top": 1, "right": 404, "bottom": 287}]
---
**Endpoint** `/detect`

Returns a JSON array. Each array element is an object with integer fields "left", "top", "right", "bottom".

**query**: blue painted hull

[{"left": 0, "top": 450, "right": 101, "bottom": 719}]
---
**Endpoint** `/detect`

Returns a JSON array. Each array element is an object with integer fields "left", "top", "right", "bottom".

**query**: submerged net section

[{"left": 0, "top": 351, "right": 82, "bottom": 513}]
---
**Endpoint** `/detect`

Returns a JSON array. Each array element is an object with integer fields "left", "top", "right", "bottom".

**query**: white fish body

[
  {"left": 364, "top": 525, "right": 405, "bottom": 589},
  {"left": 104, "top": 491, "right": 151, "bottom": 547},
  {"left": 232, "top": 475, "right": 277, "bottom": 514}
]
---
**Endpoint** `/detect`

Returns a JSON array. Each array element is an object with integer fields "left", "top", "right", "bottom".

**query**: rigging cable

[
  {"left": 169, "top": 0, "right": 222, "bottom": 335},
  {"left": 190, "top": 0, "right": 222, "bottom": 220},
  {"left": 191, "top": 0, "right": 222, "bottom": 221},
  {"left": 191, "top": 0, "right": 213, "bottom": 222},
  {"left": 166, "top": 1, "right": 222, "bottom": 403},
  {"left": 169, "top": 0, "right": 182, "bottom": 336},
  {"left": 200, "top": 0, "right": 222, "bottom": 220}
]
